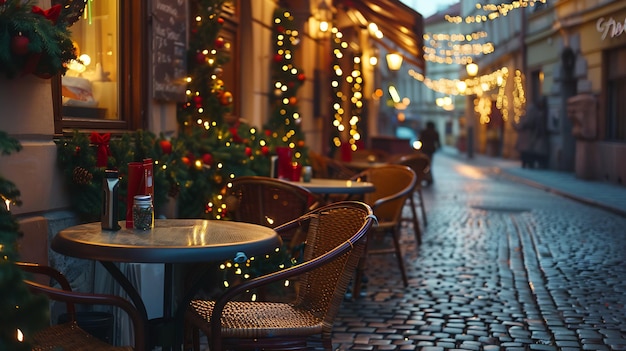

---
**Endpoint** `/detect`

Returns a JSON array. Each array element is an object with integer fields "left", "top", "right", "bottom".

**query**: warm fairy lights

[
  {"left": 408, "top": 66, "right": 510, "bottom": 96},
  {"left": 512, "top": 69, "right": 526, "bottom": 123},
  {"left": 330, "top": 27, "right": 363, "bottom": 150},
  {"left": 423, "top": 30, "right": 494, "bottom": 65},
  {"left": 424, "top": 31, "right": 489, "bottom": 42},
  {"left": 445, "top": 0, "right": 547, "bottom": 24},
  {"left": 408, "top": 66, "right": 526, "bottom": 125},
  {"left": 423, "top": 42, "right": 494, "bottom": 65}
]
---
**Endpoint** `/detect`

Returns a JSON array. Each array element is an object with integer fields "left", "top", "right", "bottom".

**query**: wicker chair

[
  {"left": 16, "top": 262, "right": 145, "bottom": 351},
  {"left": 225, "top": 175, "right": 321, "bottom": 247},
  {"left": 308, "top": 151, "right": 356, "bottom": 180},
  {"left": 350, "top": 164, "right": 416, "bottom": 296},
  {"left": 391, "top": 152, "right": 431, "bottom": 245},
  {"left": 185, "top": 201, "right": 375, "bottom": 351}
]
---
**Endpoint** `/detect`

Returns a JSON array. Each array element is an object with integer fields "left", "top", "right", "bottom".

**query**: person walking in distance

[
  {"left": 514, "top": 98, "right": 548, "bottom": 169},
  {"left": 419, "top": 121, "right": 441, "bottom": 185}
]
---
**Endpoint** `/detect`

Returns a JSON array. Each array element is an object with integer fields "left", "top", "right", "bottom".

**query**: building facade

[{"left": 456, "top": 0, "right": 625, "bottom": 186}]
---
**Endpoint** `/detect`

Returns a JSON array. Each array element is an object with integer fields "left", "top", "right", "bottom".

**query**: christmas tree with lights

[
  {"left": 0, "top": 132, "right": 48, "bottom": 351},
  {"left": 266, "top": 7, "right": 309, "bottom": 165},
  {"left": 175, "top": 0, "right": 276, "bottom": 219}
]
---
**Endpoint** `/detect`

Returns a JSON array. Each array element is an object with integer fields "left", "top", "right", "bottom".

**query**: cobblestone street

[{"left": 333, "top": 152, "right": 626, "bottom": 351}]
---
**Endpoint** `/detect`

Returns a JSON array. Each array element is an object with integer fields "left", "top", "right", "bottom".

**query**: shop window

[
  {"left": 606, "top": 47, "right": 626, "bottom": 142},
  {"left": 54, "top": 1, "right": 147, "bottom": 134}
]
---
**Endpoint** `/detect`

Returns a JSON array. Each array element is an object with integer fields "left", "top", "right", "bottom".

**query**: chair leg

[
  {"left": 409, "top": 194, "right": 422, "bottom": 246},
  {"left": 390, "top": 227, "right": 408, "bottom": 287},
  {"left": 321, "top": 335, "right": 334, "bottom": 351},
  {"left": 418, "top": 189, "right": 427, "bottom": 227},
  {"left": 192, "top": 326, "right": 200, "bottom": 351},
  {"left": 352, "top": 256, "right": 366, "bottom": 299}
]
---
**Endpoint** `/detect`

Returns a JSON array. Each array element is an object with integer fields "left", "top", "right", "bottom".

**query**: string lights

[
  {"left": 408, "top": 67, "right": 526, "bottom": 125},
  {"left": 423, "top": 42, "right": 495, "bottom": 65},
  {"left": 330, "top": 27, "right": 363, "bottom": 150},
  {"left": 408, "top": 66, "right": 509, "bottom": 96},
  {"left": 445, "top": 0, "right": 547, "bottom": 23}
]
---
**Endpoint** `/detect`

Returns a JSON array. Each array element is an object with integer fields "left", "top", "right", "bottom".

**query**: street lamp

[{"left": 386, "top": 52, "right": 403, "bottom": 71}]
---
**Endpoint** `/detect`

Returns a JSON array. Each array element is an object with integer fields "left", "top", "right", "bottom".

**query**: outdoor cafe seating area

[{"left": 19, "top": 147, "right": 432, "bottom": 351}]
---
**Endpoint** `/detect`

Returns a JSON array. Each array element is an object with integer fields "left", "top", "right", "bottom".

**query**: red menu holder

[
  {"left": 340, "top": 143, "right": 352, "bottom": 162},
  {"left": 276, "top": 147, "right": 292, "bottom": 180},
  {"left": 126, "top": 158, "right": 154, "bottom": 228}
]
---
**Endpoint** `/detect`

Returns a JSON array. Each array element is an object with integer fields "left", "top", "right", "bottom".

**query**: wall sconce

[
  {"left": 316, "top": 0, "right": 332, "bottom": 33},
  {"left": 386, "top": 52, "right": 403, "bottom": 71},
  {"left": 466, "top": 62, "right": 479, "bottom": 77}
]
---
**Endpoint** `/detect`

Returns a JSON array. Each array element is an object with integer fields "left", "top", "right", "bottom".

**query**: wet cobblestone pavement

[{"left": 333, "top": 153, "right": 626, "bottom": 351}]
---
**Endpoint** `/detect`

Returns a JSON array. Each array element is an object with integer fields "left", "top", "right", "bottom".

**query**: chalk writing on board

[{"left": 152, "top": 0, "right": 187, "bottom": 101}]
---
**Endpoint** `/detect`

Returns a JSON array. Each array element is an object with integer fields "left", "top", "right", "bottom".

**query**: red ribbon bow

[
  {"left": 90, "top": 132, "right": 111, "bottom": 168},
  {"left": 32, "top": 4, "right": 62, "bottom": 24}
]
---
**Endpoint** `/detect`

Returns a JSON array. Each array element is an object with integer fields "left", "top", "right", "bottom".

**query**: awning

[{"left": 334, "top": 0, "right": 425, "bottom": 72}]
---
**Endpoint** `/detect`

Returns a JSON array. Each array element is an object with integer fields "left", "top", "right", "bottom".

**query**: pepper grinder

[{"left": 102, "top": 169, "right": 121, "bottom": 231}]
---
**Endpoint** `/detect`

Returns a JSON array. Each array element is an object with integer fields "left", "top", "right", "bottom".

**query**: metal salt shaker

[{"left": 302, "top": 166, "right": 313, "bottom": 182}]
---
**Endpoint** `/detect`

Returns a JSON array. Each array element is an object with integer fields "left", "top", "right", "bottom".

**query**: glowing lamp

[{"left": 386, "top": 52, "right": 403, "bottom": 71}]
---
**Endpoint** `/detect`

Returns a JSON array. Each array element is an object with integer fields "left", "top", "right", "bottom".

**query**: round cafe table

[
  {"left": 290, "top": 178, "right": 375, "bottom": 195},
  {"left": 51, "top": 219, "right": 281, "bottom": 350}
]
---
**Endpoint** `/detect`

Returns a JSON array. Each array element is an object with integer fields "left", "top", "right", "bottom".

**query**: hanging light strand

[{"left": 445, "top": 0, "right": 547, "bottom": 24}]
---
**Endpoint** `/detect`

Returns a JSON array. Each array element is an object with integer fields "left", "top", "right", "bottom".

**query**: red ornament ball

[
  {"left": 215, "top": 37, "right": 225, "bottom": 49},
  {"left": 217, "top": 17, "right": 224, "bottom": 24},
  {"left": 261, "top": 146, "right": 270, "bottom": 155},
  {"left": 181, "top": 156, "right": 191, "bottom": 166},
  {"left": 160, "top": 140, "right": 172, "bottom": 154},
  {"left": 245, "top": 147, "right": 252, "bottom": 157},
  {"left": 195, "top": 52, "right": 206, "bottom": 64},
  {"left": 276, "top": 25, "right": 285, "bottom": 33},
  {"left": 11, "top": 35, "right": 30, "bottom": 56},
  {"left": 297, "top": 73, "right": 306, "bottom": 81},
  {"left": 273, "top": 54, "right": 283, "bottom": 63},
  {"left": 202, "top": 153, "right": 213, "bottom": 165},
  {"left": 264, "top": 129, "right": 272, "bottom": 136}
]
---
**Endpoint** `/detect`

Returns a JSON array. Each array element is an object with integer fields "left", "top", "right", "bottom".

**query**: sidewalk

[{"left": 440, "top": 146, "right": 626, "bottom": 218}]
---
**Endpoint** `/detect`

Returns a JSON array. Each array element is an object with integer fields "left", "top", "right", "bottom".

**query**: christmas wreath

[{"left": 0, "top": 0, "right": 84, "bottom": 78}]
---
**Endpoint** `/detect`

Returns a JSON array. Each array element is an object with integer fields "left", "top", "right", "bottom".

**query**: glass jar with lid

[{"left": 132, "top": 195, "right": 153, "bottom": 230}]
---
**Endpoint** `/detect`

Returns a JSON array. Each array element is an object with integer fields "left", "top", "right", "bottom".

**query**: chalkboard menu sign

[{"left": 152, "top": 0, "right": 187, "bottom": 101}]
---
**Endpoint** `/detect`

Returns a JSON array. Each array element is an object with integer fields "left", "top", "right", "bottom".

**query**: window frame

[{"left": 53, "top": 1, "right": 149, "bottom": 136}]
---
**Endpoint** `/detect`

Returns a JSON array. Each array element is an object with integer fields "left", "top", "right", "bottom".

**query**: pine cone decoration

[{"left": 72, "top": 166, "right": 93, "bottom": 185}]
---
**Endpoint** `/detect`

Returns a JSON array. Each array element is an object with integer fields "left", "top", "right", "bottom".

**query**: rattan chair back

[
  {"left": 225, "top": 176, "right": 319, "bottom": 242},
  {"left": 350, "top": 164, "right": 416, "bottom": 291},
  {"left": 186, "top": 201, "right": 375, "bottom": 351},
  {"left": 392, "top": 152, "right": 431, "bottom": 243},
  {"left": 17, "top": 262, "right": 145, "bottom": 351},
  {"left": 392, "top": 152, "right": 430, "bottom": 186},
  {"left": 308, "top": 151, "right": 356, "bottom": 180},
  {"left": 354, "top": 164, "right": 416, "bottom": 225}
]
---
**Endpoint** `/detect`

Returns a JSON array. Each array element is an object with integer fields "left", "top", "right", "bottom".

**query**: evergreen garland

[
  {"left": 0, "top": 131, "right": 49, "bottom": 351},
  {"left": 0, "top": 0, "right": 78, "bottom": 78},
  {"left": 56, "top": 130, "right": 184, "bottom": 222}
]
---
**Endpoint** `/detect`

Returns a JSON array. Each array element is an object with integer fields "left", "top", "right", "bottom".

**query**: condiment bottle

[{"left": 133, "top": 195, "right": 154, "bottom": 230}]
